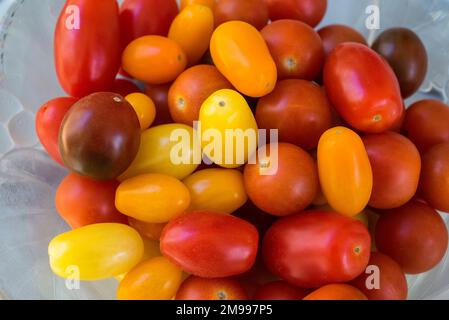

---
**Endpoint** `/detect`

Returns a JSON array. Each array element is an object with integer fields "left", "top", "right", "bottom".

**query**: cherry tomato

[
  {"left": 183, "top": 169, "right": 247, "bottom": 214},
  {"left": 214, "top": 0, "right": 269, "bottom": 30},
  {"left": 303, "top": 284, "right": 368, "bottom": 300},
  {"left": 145, "top": 84, "right": 174, "bottom": 125},
  {"left": 318, "top": 24, "right": 367, "bottom": 57},
  {"left": 254, "top": 281, "right": 310, "bottom": 300},
  {"left": 168, "top": 65, "right": 233, "bottom": 126},
  {"left": 265, "top": 0, "right": 327, "bottom": 27},
  {"left": 119, "top": 124, "right": 199, "bottom": 181},
  {"left": 125, "top": 93, "right": 156, "bottom": 130},
  {"left": 161, "top": 211, "right": 259, "bottom": 278},
  {"left": 169, "top": 5, "right": 214, "bottom": 66},
  {"left": 324, "top": 43, "right": 403, "bottom": 133},
  {"left": 56, "top": 173, "right": 127, "bottom": 229},
  {"left": 199, "top": 89, "right": 258, "bottom": 168},
  {"left": 404, "top": 99, "right": 449, "bottom": 153},
  {"left": 375, "top": 199, "right": 448, "bottom": 274},
  {"left": 419, "top": 143, "right": 449, "bottom": 213},
  {"left": 210, "top": 21, "right": 277, "bottom": 98},
  {"left": 116, "top": 173, "right": 191, "bottom": 223},
  {"left": 362, "top": 132, "right": 421, "bottom": 209},
  {"left": 263, "top": 211, "right": 371, "bottom": 288},
  {"left": 122, "top": 36, "right": 187, "bottom": 84},
  {"left": 59, "top": 93, "right": 141, "bottom": 180},
  {"left": 111, "top": 79, "right": 141, "bottom": 97},
  {"left": 350, "top": 252, "right": 408, "bottom": 300},
  {"left": 261, "top": 20, "right": 324, "bottom": 80},
  {"left": 36, "top": 97, "right": 78, "bottom": 166},
  {"left": 318, "top": 127, "right": 373, "bottom": 217},
  {"left": 54, "top": 0, "right": 121, "bottom": 97},
  {"left": 372, "top": 28, "right": 428, "bottom": 98},
  {"left": 176, "top": 276, "right": 248, "bottom": 300},
  {"left": 128, "top": 218, "right": 166, "bottom": 241},
  {"left": 120, "top": 0, "right": 178, "bottom": 48},
  {"left": 244, "top": 143, "right": 319, "bottom": 217},
  {"left": 117, "top": 256, "right": 183, "bottom": 300},
  {"left": 181, "top": 0, "right": 216, "bottom": 10},
  {"left": 48, "top": 223, "right": 144, "bottom": 280},
  {"left": 256, "top": 80, "right": 332, "bottom": 150}
]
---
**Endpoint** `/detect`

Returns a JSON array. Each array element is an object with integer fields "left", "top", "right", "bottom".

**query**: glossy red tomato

[
  {"left": 161, "top": 211, "right": 259, "bottom": 278},
  {"left": 54, "top": 0, "right": 121, "bottom": 97},
  {"left": 375, "top": 199, "right": 448, "bottom": 274},
  {"left": 265, "top": 0, "right": 327, "bottom": 27},
  {"left": 111, "top": 79, "right": 141, "bottom": 97},
  {"left": 253, "top": 281, "right": 310, "bottom": 300},
  {"left": 324, "top": 43, "right": 403, "bottom": 133},
  {"left": 350, "top": 252, "right": 408, "bottom": 300},
  {"left": 214, "top": 0, "right": 269, "bottom": 30},
  {"left": 55, "top": 173, "right": 128, "bottom": 229},
  {"left": 318, "top": 24, "right": 367, "bottom": 57},
  {"left": 36, "top": 97, "right": 78, "bottom": 166},
  {"left": 120, "top": 0, "right": 178, "bottom": 48},
  {"left": 263, "top": 211, "right": 371, "bottom": 288},
  {"left": 176, "top": 276, "right": 248, "bottom": 300}
]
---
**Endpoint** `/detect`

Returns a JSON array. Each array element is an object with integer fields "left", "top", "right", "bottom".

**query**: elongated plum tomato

[
  {"left": 125, "top": 93, "right": 156, "bottom": 130},
  {"left": 59, "top": 93, "right": 141, "bottom": 180},
  {"left": 210, "top": 21, "right": 277, "bottom": 97},
  {"left": 183, "top": 168, "right": 247, "bottom": 214},
  {"left": 199, "top": 89, "right": 258, "bottom": 168},
  {"left": 117, "top": 256, "right": 183, "bottom": 300},
  {"left": 55, "top": 173, "right": 128, "bottom": 229},
  {"left": 48, "top": 223, "right": 144, "bottom": 280},
  {"left": 265, "top": 0, "right": 327, "bottom": 27},
  {"left": 119, "top": 124, "right": 199, "bottom": 181},
  {"left": 263, "top": 211, "right": 371, "bottom": 288},
  {"left": 36, "top": 97, "right": 78, "bottom": 166},
  {"left": 181, "top": 0, "right": 215, "bottom": 10},
  {"left": 161, "top": 212, "right": 259, "bottom": 278},
  {"left": 303, "top": 284, "right": 368, "bottom": 300},
  {"left": 176, "top": 276, "right": 248, "bottom": 300},
  {"left": 168, "top": 5, "right": 214, "bottom": 66},
  {"left": 54, "top": 0, "right": 121, "bottom": 97},
  {"left": 115, "top": 173, "right": 190, "bottom": 223},
  {"left": 318, "top": 127, "right": 373, "bottom": 217},
  {"left": 254, "top": 281, "right": 310, "bottom": 300},
  {"left": 214, "top": 0, "right": 269, "bottom": 30},
  {"left": 317, "top": 24, "right": 367, "bottom": 57},
  {"left": 324, "top": 43, "right": 403, "bottom": 133},
  {"left": 122, "top": 36, "right": 187, "bottom": 84}
]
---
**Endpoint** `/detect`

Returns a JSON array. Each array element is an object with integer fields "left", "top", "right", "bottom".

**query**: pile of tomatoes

[{"left": 35, "top": 0, "right": 449, "bottom": 300}]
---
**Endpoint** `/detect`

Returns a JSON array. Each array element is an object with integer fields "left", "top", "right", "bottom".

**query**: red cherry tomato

[
  {"left": 55, "top": 0, "right": 121, "bottom": 97},
  {"left": 324, "top": 43, "right": 403, "bottom": 133},
  {"left": 35, "top": 97, "right": 78, "bottom": 166},
  {"left": 55, "top": 173, "right": 128, "bottom": 229},
  {"left": 254, "top": 281, "right": 310, "bottom": 300},
  {"left": 176, "top": 276, "right": 248, "bottom": 300},
  {"left": 161, "top": 211, "right": 259, "bottom": 278},
  {"left": 265, "top": 0, "right": 327, "bottom": 27},
  {"left": 214, "top": 0, "right": 269, "bottom": 30},
  {"left": 111, "top": 79, "right": 141, "bottom": 97},
  {"left": 317, "top": 24, "right": 367, "bottom": 57},
  {"left": 263, "top": 211, "right": 371, "bottom": 288}
]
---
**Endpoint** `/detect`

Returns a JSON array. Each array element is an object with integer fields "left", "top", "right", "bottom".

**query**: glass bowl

[{"left": 0, "top": 0, "right": 448, "bottom": 300}]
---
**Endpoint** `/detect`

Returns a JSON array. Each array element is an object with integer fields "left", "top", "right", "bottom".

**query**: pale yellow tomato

[{"left": 125, "top": 93, "right": 156, "bottom": 130}]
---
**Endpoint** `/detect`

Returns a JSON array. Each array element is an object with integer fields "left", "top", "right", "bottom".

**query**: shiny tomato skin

[
  {"left": 375, "top": 200, "right": 448, "bottom": 274},
  {"left": 265, "top": 0, "right": 327, "bottom": 27},
  {"left": 214, "top": 0, "right": 269, "bottom": 30},
  {"left": 318, "top": 24, "right": 367, "bottom": 57},
  {"left": 350, "top": 252, "right": 408, "bottom": 300},
  {"left": 36, "top": 97, "right": 78, "bottom": 166},
  {"left": 324, "top": 43, "right": 403, "bottom": 133},
  {"left": 362, "top": 132, "right": 421, "bottom": 209},
  {"left": 303, "top": 284, "right": 368, "bottom": 300},
  {"left": 256, "top": 80, "right": 332, "bottom": 150},
  {"left": 176, "top": 276, "right": 248, "bottom": 300},
  {"left": 404, "top": 99, "right": 449, "bottom": 153},
  {"left": 263, "top": 211, "right": 371, "bottom": 288},
  {"left": 161, "top": 212, "right": 259, "bottom": 278},
  {"left": 56, "top": 173, "right": 127, "bottom": 229},
  {"left": 111, "top": 79, "right": 141, "bottom": 97},
  {"left": 128, "top": 217, "right": 166, "bottom": 241},
  {"left": 55, "top": 0, "right": 121, "bottom": 97},
  {"left": 254, "top": 281, "right": 310, "bottom": 300}
]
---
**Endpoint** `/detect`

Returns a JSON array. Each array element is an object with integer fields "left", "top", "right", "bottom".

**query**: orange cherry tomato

[
  {"left": 210, "top": 21, "right": 277, "bottom": 98},
  {"left": 122, "top": 36, "right": 187, "bottom": 84},
  {"left": 303, "top": 284, "right": 368, "bottom": 300},
  {"left": 318, "top": 127, "right": 373, "bottom": 217}
]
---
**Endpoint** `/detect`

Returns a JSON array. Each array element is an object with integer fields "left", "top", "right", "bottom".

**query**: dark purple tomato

[{"left": 59, "top": 92, "right": 141, "bottom": 180}]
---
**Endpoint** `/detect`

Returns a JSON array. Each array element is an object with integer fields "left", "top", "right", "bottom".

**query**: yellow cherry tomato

[
  {"left": 117, "top": 256, "right": 183, "bottom": 300},
  {"left": 317, "top": 127, "right": 373, "bottom": 217},
  {"left": 116, "top": 173, "right": 191, "bottom": 223},
  {"left": 210, "top": 21, "right": 277, "bottom": 97},
  {"left": 169, "top": 5, "right": 214, "bottom": 65},
  {"left": 181, "top": 0, "right": 215, "bottom": 10},
  {"left": 125, "top": 93, "right": 156, "bottom": 130},
  {"left": 48, "top": 223, "right": 144, "bottom": 280},
  {"left": 183, "top": 168, "right": 247, "bottom": 213},
  {"left": 199, "top": 89, "right": 258, "bottom": 168},
  {"left": 119, "top": 124, "right": 199, "bottom": 181}
]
